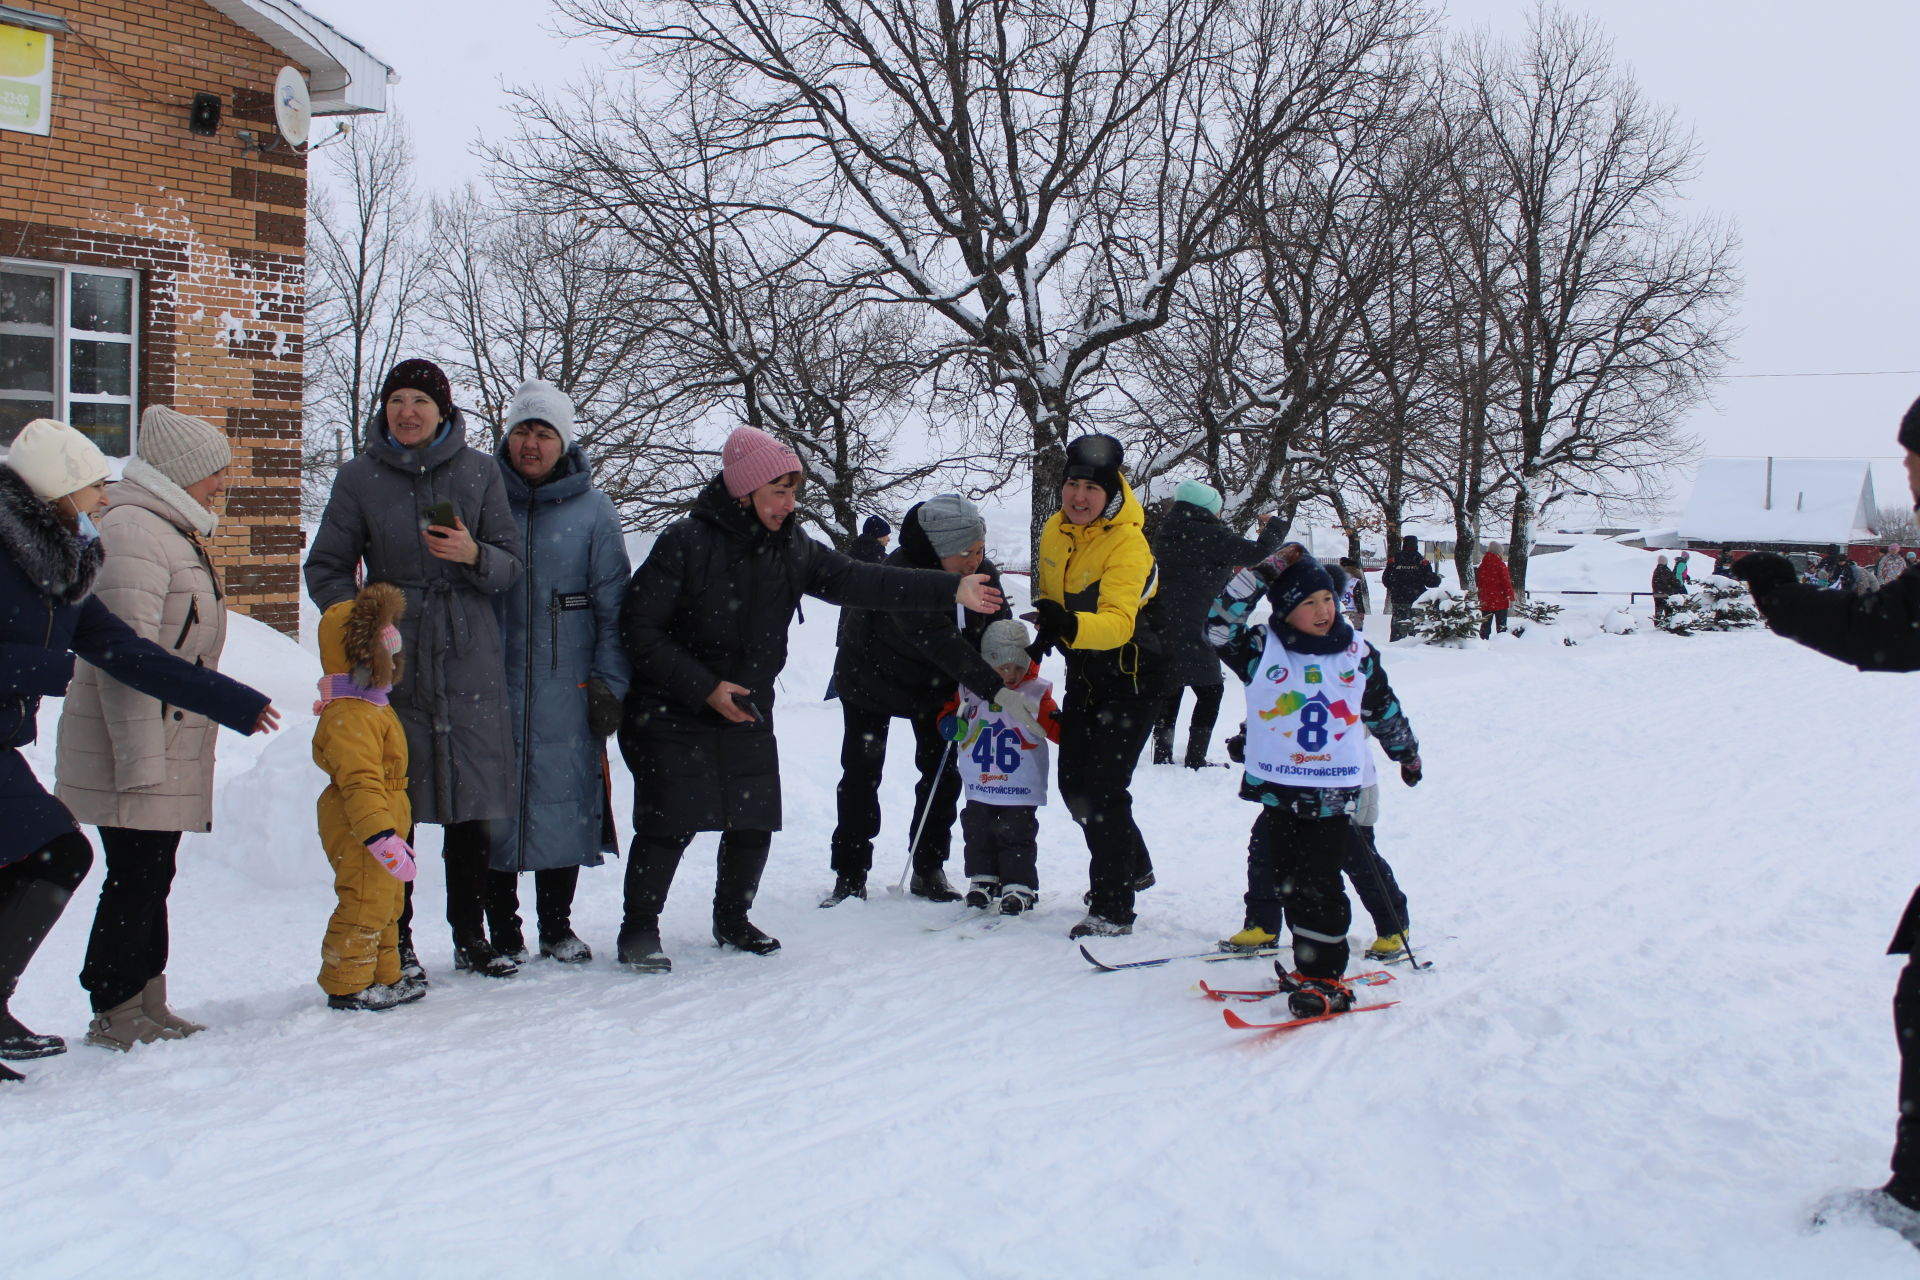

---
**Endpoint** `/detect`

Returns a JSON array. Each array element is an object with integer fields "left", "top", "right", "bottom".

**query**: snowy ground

[{"left": 6, "top": 586, "right": 1920, "bottom": 1278}]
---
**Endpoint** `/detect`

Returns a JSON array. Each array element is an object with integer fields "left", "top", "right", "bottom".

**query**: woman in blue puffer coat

[
  {"left": 0, "top": 419, "right": 276, "bottom": 1082},
  {"left": 485, "top": 381, "right": 631, "bottom": 964}
]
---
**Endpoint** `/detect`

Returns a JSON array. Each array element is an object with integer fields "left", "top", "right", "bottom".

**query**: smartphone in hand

[
  {"left": 424, "top": 501, "right": 457, "bottom": 530},
  {"left": 731, "top": 693, "right": 763, "bottom": 722}
]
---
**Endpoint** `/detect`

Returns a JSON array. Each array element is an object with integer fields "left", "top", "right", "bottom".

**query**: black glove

[
  {"left": 1728, "top": 552, "right": 1795, "bottom": 602},
  {"left": 1032, "top": 597, "right": 1078, "bottom": 648},
  {"left": 1400, "top": 755, "right": 1422, "bottom": 787},
  {"left": 587, "top": 678, "right": 624, "bottom": 738}
]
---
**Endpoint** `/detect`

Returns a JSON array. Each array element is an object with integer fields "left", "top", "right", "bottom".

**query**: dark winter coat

[
  {"left": 620, "top": 476, "right": 962, "bottom": 833},
  {"left": 1747, "top": 571, "right": 1920, "bottom": 953},
  {"left": 1651, "top": 563, "right": 1682, "bottom": 598},
  {"left": 847, "top": 533, "right": 889, "bottom": 565},
  {"left": 833, "top": 503, "right": 1010, "bottom": 718},
  {"left": 1381, "top": 550, "right": 1441, "bottom": 606},
  {"left": 1475, "top": 553, "right": 1514, "bottom": 613},
  {"left": 0, "top": 466, "right": 266, "bottom": 867},
  {"left": 490, "top": 445, "right": 632, "bottom": 873},
  {"left": 304, "top": 412, "right": 523, "bottom": 825},
  {"left": 1141, "top": 500, "right": 1283, "bottom": 688}
]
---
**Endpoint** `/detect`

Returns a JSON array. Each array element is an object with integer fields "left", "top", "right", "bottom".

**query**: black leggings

[
  {"left": 79, "top": 827, "right": 183, "bottom": 1012},
  {"left": 830, "top": 702, "right": 959, "bottom": 878},
  {"left": 1057, "top": 687, "right": 1156, "bottom": 925},
  {"left": 486, "top": 866, "right": 581, "bottom": 945},
  {"left": 622, "top": 828, "right": 773, "bottom": 933},
  {"left": 1153, "top": 683, "right": 1224, "bottom": 763},
  {"left": 396, "top": 820, "right": 494, "bottom": 946}
]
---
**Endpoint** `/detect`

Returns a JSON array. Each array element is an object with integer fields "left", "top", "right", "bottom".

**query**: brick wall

[{"left": 0, "top": 0, "right": 312, "bottom": 635}]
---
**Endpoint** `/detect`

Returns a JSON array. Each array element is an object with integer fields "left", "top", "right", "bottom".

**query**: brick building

[{"left": 0, "top": 0, "right": 388, "bottom": 633}]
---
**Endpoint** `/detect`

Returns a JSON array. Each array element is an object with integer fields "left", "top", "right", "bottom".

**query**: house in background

[
  {"left": 0, "top": 0, "right": 390, "bottom": 633},
  {"left": 1676, "top": 457, "right": 1883, "bottom": 563}
]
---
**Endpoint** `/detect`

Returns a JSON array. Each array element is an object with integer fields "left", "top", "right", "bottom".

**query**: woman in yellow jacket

[
  {"left": 1032, "top": 434, "right": 1164, "bottom": 937},
  {"left": 313, "top": 583, "right": 423, "bottom": 1012}
]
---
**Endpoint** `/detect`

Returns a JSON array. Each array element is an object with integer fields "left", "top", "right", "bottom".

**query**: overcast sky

[{"left": 300, "top": 0, "right": 1920, "bottom": 510}]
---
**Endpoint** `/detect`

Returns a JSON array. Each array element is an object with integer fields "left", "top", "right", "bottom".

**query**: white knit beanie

[
  {"left": 138, "top": 405, "right": 231, "bottom": 486},
  {"left": 6, "top": 418, "right": 110, "bottom": 502},
  {"left": 503, "top": 378, "right": 577, "bottom": 447}
]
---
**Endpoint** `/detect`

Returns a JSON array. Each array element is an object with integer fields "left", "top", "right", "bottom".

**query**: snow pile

[
  {"left": 1524, "top": 537, "right": 1669, "bottom": 598},
  {"left": 6, "top": 595, "right": 1920, "bottom": 1275}
]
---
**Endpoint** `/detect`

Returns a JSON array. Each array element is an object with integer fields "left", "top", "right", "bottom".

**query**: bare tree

[
  {"left": 1871, "top": 505, "right": 1918, "bottom": 547},
  {"left": 533, "top": 0, "right": 1422, "bottom": 549},
  {"left": 304, "top": 116, "right": 429, "bottom": 515},
  {"left": 1451, "top": 8, "right": 1738, "bottom": 593}
]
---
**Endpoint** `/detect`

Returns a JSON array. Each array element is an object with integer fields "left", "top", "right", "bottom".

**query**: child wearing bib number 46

[
  {"left": 939, "top": 619, "right": 1062, "bottom": 916},
  {"left": 1206, "top": 546, "right": 1422, "bottom": 1019}
]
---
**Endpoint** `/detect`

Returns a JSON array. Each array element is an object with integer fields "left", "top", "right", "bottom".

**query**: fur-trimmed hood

[{"left": 0, "top": 464, "right": 103, "bottom": 604}]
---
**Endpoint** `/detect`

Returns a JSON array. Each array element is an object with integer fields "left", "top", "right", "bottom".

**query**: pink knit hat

[{"left": 722, "top": 425, "right": 803, "bottom": 498}]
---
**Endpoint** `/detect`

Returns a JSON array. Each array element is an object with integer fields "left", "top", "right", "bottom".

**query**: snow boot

[
  {"left": 0, "top": 982, "right": 65, "bottom": 1060},
  {"left": 1132, "top": 869, "right": 1156, "bottom": 893},
  {"left": 388, "top": 973, "right": 428, "bottom": 1005},
  {"left": 818, "top": 873, "right": 867, "bottom": 908},
  {"left": 1364, "top": 931, "right": 1410, "bottom": 963},
  {"left": 84, "top": 994, "right": 168, "bottom": 1051},
  {"left": 327, "top": 983, "right": 405, "bottom": 1013},
  {"left": 539, "top": 930, "right": 593, "bottom": 964},
  {"left": 396, "top": 936, "right": 428, "bottom": 987},
  {"left": 999, "top": 885, "right": 1036, "bottom": 916},
  {"left": 1068, "top": 913, "right": 1132, "bottom": 939},
  {"left": 490, "top": 917, "right": 531, "bottom": 965},
  {"left": 1284, "top": 974, "right": 1355, "bottom": 1019},
  {"left": 0, "top": 1060, "right": 22, "bottom": 1083},
  {"left": 1219, "top": 925, "right": 1280, "bottom": 953},
  {"left": 1810, "top": 1187, "right": 1920, "bottom": 1249},
  {"left": 910, "top": 869, "right": 963, "bottom": 903},
  {"left": 713, "top": 917, "right": 781, "bottom": 956},
  {"left": 0, "top": 877, "right": 71, "bottom": 1059},
  {"left": 452, "top": 937, "right": 519, "bottom": 979},
  {"left": 964, "top": 876, "right": 999, "bottom": 910},
  {"left": 617, "top": 926, "right": 672, "bottom": 974},
  {"left": 142, "top": 975, "right": 205, "bottom": 1038}
]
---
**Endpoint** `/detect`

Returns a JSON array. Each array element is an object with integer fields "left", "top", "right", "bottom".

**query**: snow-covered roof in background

[
  {"left": 201, "top": 0, "right": 395, "bottom": 115},
  {"left": 1676, "top": 457, "right": 1879, "bottom": 545}
]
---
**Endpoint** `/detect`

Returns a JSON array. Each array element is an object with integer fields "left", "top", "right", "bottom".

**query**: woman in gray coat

[
  {"left": 485, "top": 380, "right": 630, "bottom": 964},
  {"left": 304, "top": 359, "right": 524, "bottom": 979}
]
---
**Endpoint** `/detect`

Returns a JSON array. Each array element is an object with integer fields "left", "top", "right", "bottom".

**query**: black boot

[
  {"left": 0, "top": 878, "right": 73, "bottom": 1060},
  {"left": 713, "top": 917, "right": 781, "bottom": 955},
  {"left": 819, "top": 872, "right": 867, "bottom": 908},
  {"left": 452, "top": 936, "right": 519, "bottom": 978},
  {"left": 487, "top": 869, "right": 529, "bottom": 963},
  {"left": 0, "top": 1060, "right": 23, "bottom": 1082},
  {"left": 535, "top": 869, "right": 588, "bottom": 961},
  {"left": 617, "top": 923, "right": 671, "bottom": 973},
  {"left": 909, "top": 868, "right": 962, "bottom": 902}
]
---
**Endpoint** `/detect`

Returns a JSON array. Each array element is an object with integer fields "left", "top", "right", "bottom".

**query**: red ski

[
  {"left": 1221, "top": 1000, "right": 1398, "bottom": 1032},
  {"left": 1197, "top": 970, "right": 1394, "bottom": 1002}
]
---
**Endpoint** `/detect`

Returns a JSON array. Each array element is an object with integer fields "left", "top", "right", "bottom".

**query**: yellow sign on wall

[{"left": 0, "top": 24, "right": 52, "bottom": 137}]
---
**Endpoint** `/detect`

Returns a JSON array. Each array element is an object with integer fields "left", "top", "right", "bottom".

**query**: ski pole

[
  {"left": 1353, "top": 822, "right": 1431, "bottom": 972},
  {"left": 891, "top": 736, "right": 960, "bottom": 896}
]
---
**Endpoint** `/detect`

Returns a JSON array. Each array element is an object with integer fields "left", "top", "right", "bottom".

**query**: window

[{"left": 0, "top": 260, "right": 138, "bottom": 455}]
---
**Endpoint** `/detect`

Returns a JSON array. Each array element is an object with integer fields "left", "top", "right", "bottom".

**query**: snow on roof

[
  {"left": 1676, "top": 458, "right": 1879, "bottom": 545},
  {"left": 201, "top": 0, "right": 395, "bottom": 115}
]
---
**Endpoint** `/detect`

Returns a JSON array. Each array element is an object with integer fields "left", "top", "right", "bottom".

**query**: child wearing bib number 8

[
  {"left": 939, "top": 620, "right": 1062, "bottom": 916},
  {"left": 1206, "top": 546, "right": 1422, "bottom": 1018}
]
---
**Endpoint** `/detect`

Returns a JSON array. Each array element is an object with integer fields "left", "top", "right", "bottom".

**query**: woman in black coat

[
  {"left": 616, "top": 427, "right": 1002, "bottom": 971},
  {"left": 0, "top": 420, "right": 275, "bottom": 1082},
  {"left": 1142, "top": 481, "right": 1281, "bottom": 768}
]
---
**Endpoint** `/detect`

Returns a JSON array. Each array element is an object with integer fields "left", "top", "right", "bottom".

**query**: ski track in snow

[{"left": 6, "top": 602, "right": 1920, "bottom": 1277}]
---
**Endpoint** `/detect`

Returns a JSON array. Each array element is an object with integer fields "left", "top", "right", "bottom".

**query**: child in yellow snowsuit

[{"left": 313, "top": 582, "right": 421, "bottom": 1012}]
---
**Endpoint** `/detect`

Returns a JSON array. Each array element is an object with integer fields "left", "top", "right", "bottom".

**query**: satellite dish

[{"left": 272, "top": 66, "right": 311, "bottom": 149}]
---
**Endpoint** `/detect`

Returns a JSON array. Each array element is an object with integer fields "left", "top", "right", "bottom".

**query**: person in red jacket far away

[{"left": 1475, "top": 543, "right": 1514, "bottom": 638}]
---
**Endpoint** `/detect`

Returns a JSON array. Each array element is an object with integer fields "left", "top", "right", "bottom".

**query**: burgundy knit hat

[
  {"left": 722, "top": 425, "right": 803, "bottom": 498},
  {"left": 378, "top": 358, "right": 454, "bottom": 422}
]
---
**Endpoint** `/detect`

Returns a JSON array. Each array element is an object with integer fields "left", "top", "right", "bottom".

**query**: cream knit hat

[
  {"left": 6, "top": 418, "right": 110, "bottom": 502},
  {"left": 138, "top": 405, "right": 231, "bottom": 486}
]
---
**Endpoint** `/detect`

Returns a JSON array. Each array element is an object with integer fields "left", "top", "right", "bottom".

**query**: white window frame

[{"left": 0, "top": 257, "right": 140, "bottom": 456}]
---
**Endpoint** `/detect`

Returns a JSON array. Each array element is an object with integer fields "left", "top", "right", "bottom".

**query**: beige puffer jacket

[{"left": 56, "top": 460, "right": 227, "bottom": 832}]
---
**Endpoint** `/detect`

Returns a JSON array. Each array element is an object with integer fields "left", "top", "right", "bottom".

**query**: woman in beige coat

[{"left": 55, "top": 406, "right": 238, "bottom": 1050}]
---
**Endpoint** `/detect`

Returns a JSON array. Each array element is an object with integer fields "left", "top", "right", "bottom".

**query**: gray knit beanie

[
  {"left": 916, "top": 493, "right": 986, "bottom": 559},
  {"left": 503, "top": 378, "right": 577, "bottom": 446},
  {"left": 138, "top": 406, "right": 231, "bottom": 486},
  {"left": 980, "top": 618, "right": 1032, "bottom": 669}
]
